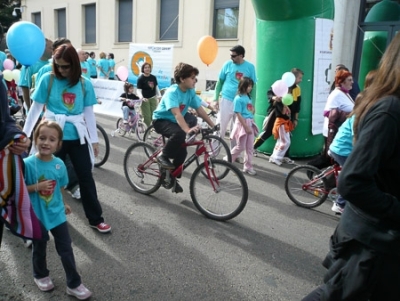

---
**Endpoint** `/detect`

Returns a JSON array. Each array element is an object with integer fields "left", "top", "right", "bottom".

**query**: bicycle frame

[
  {"left": 138, "top": 132, "right": 220, "bottom": 191},
  {"left": 303, "top": 164, "right": 341, "bottom": 195}
]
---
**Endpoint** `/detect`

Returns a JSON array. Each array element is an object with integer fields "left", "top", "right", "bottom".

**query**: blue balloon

[{"left": 6, "top": 21, "right": 45, "bottom": 66}]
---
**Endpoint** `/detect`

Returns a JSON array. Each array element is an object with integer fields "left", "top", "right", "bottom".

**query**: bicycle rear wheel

[
  {"left": 135, "top": 120, "right": 147, "bottom": 141},
  {"left": 285, "top": 165, "right": 328, "bottom": 208},
  {"left": 123, "top": 142, "right": 162, "bottom": 194},
  {"left": 94, "top": 124, "right": 110, "bottom": 168},
  {"left": 143, "top": 124, "right": 164, "bottom": 148},
  {"left": 190, "top": 159, "right": 248, "bottom": 221}
]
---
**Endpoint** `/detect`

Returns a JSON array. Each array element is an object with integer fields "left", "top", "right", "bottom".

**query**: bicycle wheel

[
  {"left": 143, "top": 124, "right": 164, "bottom": 148},
  {"left": 94, "top": 124, "right": 110, "bottom": 168},
  {"left": 123, "top": 142, "right": 162, "bottom": 194},
  {"left": 116, "top": 118, "right": 127, "bottom": 137},
  {"left": 196, "top": 134, "right": 231, "bottom": 163},
  {"left": 135, "top": 120, "right": 147, "bottom": 141},
  {"left": 190, "top": 159, "right": 248, "bottom": 221},
  {"left": 285, "top": 165, "right": 328, "bottom": 208}
]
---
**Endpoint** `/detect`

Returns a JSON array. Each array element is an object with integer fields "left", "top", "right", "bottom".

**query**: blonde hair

[{"left": 34, "top": 120, "right": 63, "bottom": 145}]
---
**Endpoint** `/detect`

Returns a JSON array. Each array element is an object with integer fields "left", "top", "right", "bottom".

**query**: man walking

[{"left": 213, "top": 45, "right": 257, "bottom": 162}]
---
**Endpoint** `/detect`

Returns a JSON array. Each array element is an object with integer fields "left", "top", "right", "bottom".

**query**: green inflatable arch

[{"left": 251, "top": 0, "right": 334, "bottom": 157}]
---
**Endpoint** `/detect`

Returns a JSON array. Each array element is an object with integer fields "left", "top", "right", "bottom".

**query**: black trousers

[{"left": 153, "top": 119, "right": 187, "bottom": 169}]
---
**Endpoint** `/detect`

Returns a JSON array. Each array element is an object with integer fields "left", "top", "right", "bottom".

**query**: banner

[
  {"left": 91, "top": 78, "right": 124, "bottom": 117},
  {"left": 128, "top": 43, "right": 174, "bottom": 89},
  {"left": 312, "top": 18, "right": 334, "bottom": 135}
]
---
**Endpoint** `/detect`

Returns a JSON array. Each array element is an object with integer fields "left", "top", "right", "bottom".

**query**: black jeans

[
  {"left": 32, "top": 222, "right": 81, "bottom": 289},
  {"left": 56, "top": 139, "right": 104, "bottom": 226},
  {"left": 65, "top": 155, "right": 79, "bottom": 191},
  {"left": 153, "top": 119, "right": 187, "bottom": 169}
]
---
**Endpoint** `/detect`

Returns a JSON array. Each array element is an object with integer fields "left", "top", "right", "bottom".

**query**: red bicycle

[
  {"left": 284, "top": 163, "right": 341, "bottom": 208},
  {"left": 123, "top": 126, "right": 249, "bottom": 221}
]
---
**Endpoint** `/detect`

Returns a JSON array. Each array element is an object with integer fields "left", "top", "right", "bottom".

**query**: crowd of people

[{"left": 2, "top": 28, "right": 400, "bottom": 299}]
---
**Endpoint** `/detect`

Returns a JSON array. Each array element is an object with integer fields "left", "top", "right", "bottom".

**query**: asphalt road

[{"left": 0, "top": 114, "right": 340, "bottom": 301}]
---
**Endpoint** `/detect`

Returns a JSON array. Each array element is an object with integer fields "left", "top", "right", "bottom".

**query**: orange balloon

[{"left": 197, "top": 36, "right": 218, "bottom": 66}]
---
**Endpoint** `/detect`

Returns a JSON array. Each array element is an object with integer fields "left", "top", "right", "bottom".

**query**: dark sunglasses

[
  {"left": 55, "top": 63, "right": 71, "bottom": 70},
  {"left": 230, "top": 54, "right": 239, "bottom": 58}
]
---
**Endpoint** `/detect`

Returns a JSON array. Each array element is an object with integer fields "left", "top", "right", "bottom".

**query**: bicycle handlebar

[{"left": 186, "top": 124, "right": 220, "bottom": 143}]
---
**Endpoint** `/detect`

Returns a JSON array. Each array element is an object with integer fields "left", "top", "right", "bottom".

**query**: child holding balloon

[{"left": 229, "top": 77, "right": 259, "bottom": 175}]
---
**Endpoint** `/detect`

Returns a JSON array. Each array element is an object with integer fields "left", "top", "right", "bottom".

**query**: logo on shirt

[
  {"left": 235, "top": 71, "right": 243, "bottom": 81},
  {"left": 62, "top": 91, "right": 76, "bottom": 110},
  {"left": 179, "top": 104, "right": 185, "bottom": 112},
  {"left": 148, "top": 81, "right": 154, "bottom": 89},
  {"left": 247, "top": 103, "right": 254, "bottom": 112},
  {"left": 38, "top": 176, "right": 56, "bottom": 206}
]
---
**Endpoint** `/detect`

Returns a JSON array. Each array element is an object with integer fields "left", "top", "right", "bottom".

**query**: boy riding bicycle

[{"left": 152, "top": 62, "right": 215, "bottom": 193}]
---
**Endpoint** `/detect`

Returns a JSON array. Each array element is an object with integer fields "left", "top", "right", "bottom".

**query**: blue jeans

[
  {"left": 56, "top": 139, "right": 104, "bottom": 226},
  {"left": 329, "top": 150, "right": 348, "bottom": 208},
  {"left": 32, "top": 222, "right": 81, "bottom": 289},
  {"left": 122, "top": 106, "right": 135, "bottom": 121}
]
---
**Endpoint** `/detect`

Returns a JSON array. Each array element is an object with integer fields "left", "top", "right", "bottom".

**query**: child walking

[
  {"left": 229, "top": 77, "right": 258, "bottom": 175},
  {"left": 23, "top": 120, "right": 92, "bottom": 300},
  {"left": 269, "top": 101, "right": 294, "bottom": 166},
  {"left": 120, "top": 82, "right": 140, "bottom": 123}
]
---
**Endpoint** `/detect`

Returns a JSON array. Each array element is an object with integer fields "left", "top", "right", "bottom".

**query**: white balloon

[{"left": 281, "top": 72, "right": 296, "bottom": 87}]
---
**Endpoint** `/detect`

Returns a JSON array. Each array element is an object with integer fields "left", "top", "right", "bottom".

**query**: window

[
  {"left": 56, "top": 8, "right": 66, "bottom": 38},
  {"left": 159, "top": 0, "right": 179, "bottom": 40},
  {"left": 32, "top": 12, "right": 41, "bottom": 29},
  {"left": 118, "top": 0, "right": 133, "bottom": 42},
  {"left": 214, "top": 0, "right": 239, "bottom": 39},
  {"left": 84, "top": 4, "right": 96, "bottom": 44}
]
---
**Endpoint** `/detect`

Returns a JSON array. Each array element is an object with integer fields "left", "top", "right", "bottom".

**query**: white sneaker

[
  {"left": 66, "top": 283, "right": 92, "bottom": 300},
  {"left": 24, "top": 239, "right": 32, "bottom": 248},
  {"left": 34, "top": 276, "right": 54, "bottom": 292},
  {"left": 69, "top": 188, "right": 81, "bottom": 199},
  {"left": 243, "top": 168, "right": 257, "bottom": 176},
  {"left": 331, "top": 203, "right": 344, "bottom": 214},
  {"left": 123, "top": 119, "right": 128, "bottom": 124},
  {"left": 269, "top": 158, "right": 282, "bottom": 166}
]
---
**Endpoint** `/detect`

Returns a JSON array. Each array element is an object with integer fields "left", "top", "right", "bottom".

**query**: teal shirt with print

[
  {"left": 153, "top": 84, "right": 201, "bottom": 123},
  {"left": 31, "top": 73, "right": 97, "bottom": 140},
  {"left": 219, "top": 60, "right": 257, "bottom": 101},
  {"left": 24, "top": 155, "right": 69, "bottom": 231},
  {"left": 233, "top": 94, "right": 254, "bottom": 119},
  {"left": 18, "top": 59, "right": 49, "bottom": 88}
]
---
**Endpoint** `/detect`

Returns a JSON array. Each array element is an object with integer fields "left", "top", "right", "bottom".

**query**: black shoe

[
  {"left": 157, "top": 154, "right": 174, "bottom": 169},
  {"left": 172, "top": 180, "right": 183, "bottom": 193}
]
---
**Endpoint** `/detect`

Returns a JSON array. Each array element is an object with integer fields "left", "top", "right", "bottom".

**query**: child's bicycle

[
  {"left": 284, "top": 163, "right": 341, "bottom": 208},
  {"left": 111, "top": 99, "right": 147, "bottom": 140},
  {"left": 123, "top": 126, "right": 248, "bottom": 221}
]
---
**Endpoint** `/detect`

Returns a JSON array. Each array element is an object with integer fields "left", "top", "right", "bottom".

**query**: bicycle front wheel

[
  {"left": 285, "top": 165, "right": 328, "bottom": 208},
  {"left": 123, "top": 142, "right": 162, "bottom": 194},
  {"left": 190, "top": 159, "right": 248, "bottom": 221},
  {"left": 143, "top": 124, "right": 164, "bottom": 148},
  {"left": 195, "top": 135, "right": 231, "bottom": 164},
  {"left": 135, "top": 120, "right": 147, "bottom": 141},
  {"left": 94, "top": 124, "right": 110, "bottom": 168}
]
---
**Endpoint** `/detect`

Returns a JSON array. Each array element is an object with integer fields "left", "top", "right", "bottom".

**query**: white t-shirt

[{"left": 323, "top": 88, "right": 354, "bottom": 137}]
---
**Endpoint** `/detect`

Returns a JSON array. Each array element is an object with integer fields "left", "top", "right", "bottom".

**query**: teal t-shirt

[
  {"left": 80, "top": 61, "right": 91, "bottom": 80},
  {"left": 96, "top": 58, "right": 110, "bottom": 77},
  {"left": 24, "top": 155, "right": 69, "bottom": 231},
  {"left": 0, "top": 51, "right": 7, "bottom": 72},
  {"left": 329, "top": 115, "right": 354, "bottom": 157},
  {"left": 233, "top": 94, "right": 254, "bottom": 119},
  {"left": 18, "top": 59, "right": 49, "bottom": 88},
  {"left": 153, "top": 84, "right": 201, "bottom": 123},
  {"left": 31, "top": 73, "right": 97, "bottom": 140},
  {"left": 35, "top": 64, "right": 52, "bottom": 84},
  {"left": 219, "top": 60, "right": 257, "bottom": 101},
  {"left": 108, "top": 59, "right": 115, "bottom": 78},
  {"left": 87, "top": 58, "right": 97, "bottom": 76}
]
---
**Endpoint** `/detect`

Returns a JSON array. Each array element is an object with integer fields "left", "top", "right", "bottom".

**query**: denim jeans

[
  {"left": 329, "top": 150, "right": 348, "bottom": 208},
  {"left": 122, "top": 106, "right": 135, "bottom": 121},
  {"left": 32, "top": 222, "right": 81, "bottom": 289},
  {"left": 56, "top": 139, "right": 104, "bottom": 226}
]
